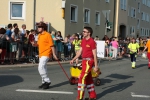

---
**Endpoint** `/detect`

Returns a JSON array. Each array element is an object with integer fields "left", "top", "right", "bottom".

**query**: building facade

[
  {"left": 0, "top": 0, "right": 149, "bottom": 38},
  {"left": 115, "top": 0, "right": 150, "bottom": 38},
  {"left": 0, "top": 0, "right": 115, "bottom": 38}
]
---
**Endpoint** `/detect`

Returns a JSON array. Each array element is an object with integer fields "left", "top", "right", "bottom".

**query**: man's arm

[
  {"left": 51, "top": 46, "right": 56, "bottom": 55},
  {"left": 51, "top": 46, "right": 58, "bottom": 60},
  {"left": 92, "top": 49, "right": 98, "bottom": 69},
  {"left": 72, "top": 47, "right": 82, "bottom": 61}
]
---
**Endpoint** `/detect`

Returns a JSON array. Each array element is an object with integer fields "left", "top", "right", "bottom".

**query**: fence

[
  {"left": 0, "top": 40, "right": 75, "bottom": 65},
  {"left": 0, "top": 41, "right": 39, "bottom": 64}
]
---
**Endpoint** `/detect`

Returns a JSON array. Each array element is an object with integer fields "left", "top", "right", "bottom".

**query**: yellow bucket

[{"left": 70, "top": 67, "right": 100, "bottom": 78}]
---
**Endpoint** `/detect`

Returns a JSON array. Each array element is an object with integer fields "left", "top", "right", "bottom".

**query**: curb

[
  {"left": 0, "top": 61, "right": 72, "bottom": 69},
  {"left": 0, "top": 58, "right": 126, "bottom": 69}
]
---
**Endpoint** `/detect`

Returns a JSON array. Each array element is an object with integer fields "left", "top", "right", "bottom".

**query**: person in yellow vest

[
  {"left": 72, "top": 34, "right": 81, "bottom": 66},
  {"left": 128, "top": 38, "right": 139, "bottom": 69}
]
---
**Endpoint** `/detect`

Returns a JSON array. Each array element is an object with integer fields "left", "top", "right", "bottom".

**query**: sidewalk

[{"left": 0, "top": 57, "right": 125, "bottom": 69}]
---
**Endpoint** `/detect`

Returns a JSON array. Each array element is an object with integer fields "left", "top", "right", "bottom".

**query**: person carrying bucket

[{"left": 70, "top": 27, "right": 99, "bottom": 100}]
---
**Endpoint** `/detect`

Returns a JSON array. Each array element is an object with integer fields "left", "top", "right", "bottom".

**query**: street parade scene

[{"left": 0, "top": 0, "right": 150, "bottom": 100}]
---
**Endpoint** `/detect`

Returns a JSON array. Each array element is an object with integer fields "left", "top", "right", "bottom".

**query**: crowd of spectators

[{"left": 0, "top": 23, "right": 148, "bottom": 65}]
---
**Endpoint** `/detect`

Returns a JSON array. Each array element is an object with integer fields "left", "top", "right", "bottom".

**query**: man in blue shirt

[
  {"left": 6, "top": 24, "right": 12, "bottom": 39},
  {"left": 6, "top": 24, "right": 14, "bottom": 64}
]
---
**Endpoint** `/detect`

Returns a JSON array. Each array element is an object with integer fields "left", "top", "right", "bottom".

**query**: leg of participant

[
  {"left": 147, "top": 53, "right": 150, "bottom": 68},
  {"left": 77, "top": 60, "right": 92, "bottom": 100},
  {"left": 86, "top": 72, "right": 96, "bottom": 99},
  {"left": 130, "top": 54, "right": 134, "bottom": 68},
  {"left": 38, "top": 56, "right": 51, "bottom": 89},
  {"left": 132, "top": 53, "right": 136, "bottom": 68}
]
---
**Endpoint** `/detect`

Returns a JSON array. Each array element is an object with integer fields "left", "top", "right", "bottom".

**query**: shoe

[
  {"left": 39, "top": 83, "right": 45, "bottom": 89},
  {"left": 132, "top": 62, "right": 136, "bottom": 69},
  {"left": 39, "top": 82, "right": 51, "bottom": 89},
  {"left": 148, "top": 67, "right": 150, "bottom": 69},
  {"left": 42, "top": 82, "right": 51, "bottom": 89},
  {"left": 85, "top": 98, "right": 96, "bottom": 100},
  {"left": 75, "top": 97, "right": 83, "bottom": 100}
]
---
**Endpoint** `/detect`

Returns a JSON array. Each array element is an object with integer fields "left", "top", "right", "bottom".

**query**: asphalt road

[{"left": 0, "top": 57, "right": 150, "bottom": 100}]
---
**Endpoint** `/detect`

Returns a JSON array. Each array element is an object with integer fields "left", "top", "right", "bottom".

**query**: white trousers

[
  {"left": 38, "top": 56, "right": 50, "bottom": 83},
  {"left": 112, "top": 47, "right": 118, "bottom": 58}
]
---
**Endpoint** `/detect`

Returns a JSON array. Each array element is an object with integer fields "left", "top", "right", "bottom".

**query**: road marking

[
  {"left": 16, "top": 89, "right": 74, "bottom": 94},
  {"left": 131, "top": 92, "right": 150, "bottom": 98}
]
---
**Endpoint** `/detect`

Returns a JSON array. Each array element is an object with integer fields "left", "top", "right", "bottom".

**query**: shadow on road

[
  {"left": 49, "top": 81, "right": 69, "bottom": 88},
  {"left": 0, "top": 75, "right": 23, "bottom": 87},
  {"left": 136, "top": 64, "right": 148, "bottom": 68},
  {"left": 97, "top": 81, "right": 135, "bottom": 99},
  {"left": 106, "top": 74, "right": 133, "bottom": 79},
  {"left": 100, "top": 78, "right": 113, "bottom": 85}
]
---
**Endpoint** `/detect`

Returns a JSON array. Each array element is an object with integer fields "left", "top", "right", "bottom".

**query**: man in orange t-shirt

[
  {"left": 32, "top": 22, "right": 58, "bottom": 89},
  {"left": 143, "top": 39, "right": 150, "bottom": 68}
]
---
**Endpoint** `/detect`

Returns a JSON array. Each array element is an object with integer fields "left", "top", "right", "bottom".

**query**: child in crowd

[{"left": 109, "top": 43, "right": 113, "bottom": 58}]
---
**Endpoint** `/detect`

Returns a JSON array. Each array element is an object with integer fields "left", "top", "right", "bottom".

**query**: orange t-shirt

[
  {"left": 37, "top": 31, "right": 54, "bottom": 58},
  {"left": 146, "top": 40, "right": 150, "bottom": 53}
]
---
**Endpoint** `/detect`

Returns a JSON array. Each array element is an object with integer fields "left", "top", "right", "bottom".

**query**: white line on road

[
  {"left": 16, "top": 89, "right": 74, "bottom": 94},
  {"left": 131, "top": 92, "right": 150, "bottom": 98}
]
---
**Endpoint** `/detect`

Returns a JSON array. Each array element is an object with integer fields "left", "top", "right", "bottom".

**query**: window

[
  {"left": 146, "top": 0, "right": 150, "bottom": 7},
  {"left": 131, "top": 7, "right": 136, "bottom": 18},
  {"left": 124, "top": 0, "right": 127, "bottom": 10},
  {"left": 143, "top": 0, "right": 147, "bottom": 5},
  {"left": 130, "top": 26, "right": 135, "bottom": 34},
  {"left": 105, "top": 0, "right": 110, "bottom": 3},
  {"left": 141, "top": 28, "right": 143, "bottom": 36},
  {"left": 95, "top": 11, "right": 100, "bottom": 25},
  {"left": 148, "top": 0, "right": 150, "bottom": 7},
  {"left": 142, "top": 0, "right": 145, "bottom": 4},
  {"left": 143, "top": 28, "right": 145, "bottom": 36},
  {"left": 141, "top": 12, "right": 145, "bottom": 20},
  {"left": 70, "top": 5, "right": 78, "bottom": 22},
  {"left": 128, "top": 6, "right": 130, "bottom": 16},
  {"left": 146, "top": 13, "right": 149, "bottom": 22},
  {"left": 10, "top": 1, "right": 25, "bottom": 20},
  {"left": 84, "top": 9, "right": 90, "bottom": 23},
  {"left": 137, "top": 19, "right": 140, "bottom": 29},
  {"left": 138, "top": 2, "right": 140, "bottom": 13},
  {"left": 120, "top": 0, "right": 127, "bottom": 10}
]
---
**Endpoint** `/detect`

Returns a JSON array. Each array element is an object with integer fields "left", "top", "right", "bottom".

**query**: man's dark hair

[
  {"left": 13, "top": 23, "right": 18, "bottom": 28},
  {"left": 26, "top": 30, "right": 30, "bottom": 35},
  {"left": 0, "top": 28, "right": 6, "bottom": 34},
  {"left": 84, "top": 26, "right": 93, "bottom": 36},
  {"left": 14, "top": 28, "right": 19, "bottom": 34},
  {"left": 37, "top": 21, "right": 47, "bottom": 31},
  {"left": 8, "top": 24, "right": 12, "bottom": 28},
  {"left": 30, "top": 29, "right": 35, "bottom": 33}
]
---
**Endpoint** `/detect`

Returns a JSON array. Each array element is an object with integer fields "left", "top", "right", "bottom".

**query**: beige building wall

[
  {"left": 65, "top": 0, "right": 115, "bottom": 38},
  {"left": 0, "top": 0, "right": 34, "bottom": 29},
  {"left": 35, "top": 0, "right": 65, "bottom": 37},
  {"left": 0, "top": 0, "right": 65, "bottom": 37}
]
